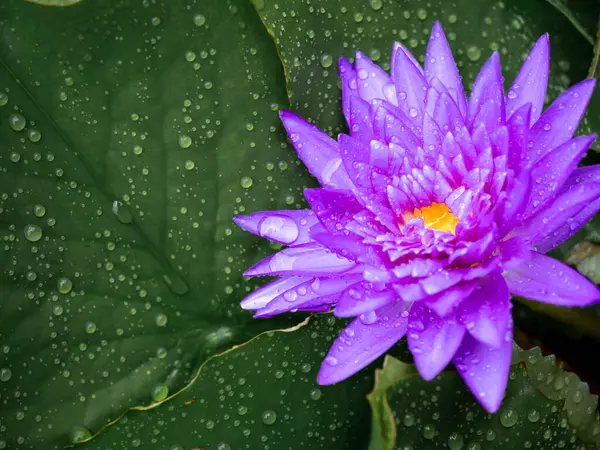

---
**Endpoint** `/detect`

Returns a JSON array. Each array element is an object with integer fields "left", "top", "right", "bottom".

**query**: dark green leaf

[
  {"left": 0, "top": 0, "right": 313, "bottom": 447},
  {"left": 75, "top": 315, "right": 373, "bottom": 450},
  {"left": 368, "top": 349, "right": 600, "bottom": 450}
]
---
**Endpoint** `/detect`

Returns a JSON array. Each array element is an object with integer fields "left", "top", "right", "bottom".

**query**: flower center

[{"left": 403, "top": 202, "right": 459, "bottom": 234}]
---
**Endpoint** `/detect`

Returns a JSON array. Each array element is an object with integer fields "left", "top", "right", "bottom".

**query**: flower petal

[
  {"left": 504, "top": 252, "right": 600, "bottom": 306},
  {"left": 452, "top": 319, "right": 513, "bottom": 413},
  {"left": 425, "top": 21, "right": 468, "bottom": 117},
  {"left": 528, "top": 79, "right": 596, "bottom": 164},
  {"left": 408, "top": 303, "right": 466, "bottom": 380},
  {"left": 506, "top": 34, "right": 550, "bottom": 125},
  {"left": 391, "top": 42, "right": 427, "bottom": 126},
  {"left": 355, "top": 50, "right": 395, "bottom": 104},
  {"left": 304, "top": 188, "right": 363, "bottom": 234},
  {"left": 514, "top": 181, "right": 600, "bottom": 252},
  {"left": 241, "top": 276, "right": 312, "bottom": 310},
  {"left": 233, "top": 210, "right": 319, "bottom": 246},
  {"left": 468, "top": 52, "right": 505, "bottom": 130},
  {"left": 458, "top": 271, "right": 510, "bottom": 348},
  {"left": 244, "top": 243, "right": 356, "bottom": 277},
  {"left": 425, "top": 282, "right": 477, "bottom": 317},
  {"left": 317, "top": 301, "right": 409, "bottom": 385},
  {"left": 339, "top": 56, "right": 357, "bottom": 126},
  {"left": 254, "top": 275, "right": 361, "bottom": 318},
  {"left": 522, "top": 135, "right": 596, "bottom": 220},
  {"left": 280, "top": 110, "right": 352, "bottom": 189},
  {"left": 334, "top": 285, "right": 396, "bottom": 317}
]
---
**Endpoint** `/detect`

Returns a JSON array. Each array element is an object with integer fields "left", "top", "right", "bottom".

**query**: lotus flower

[{"left": 234, "top": 21, "right": 600, "bottom": 412}]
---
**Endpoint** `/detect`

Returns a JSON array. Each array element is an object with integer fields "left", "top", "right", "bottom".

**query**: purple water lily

[{"left": 234, "top": 21, "right": 600, "bottom": 412}]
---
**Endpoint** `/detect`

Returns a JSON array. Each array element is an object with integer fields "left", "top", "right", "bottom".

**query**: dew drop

[
  {"left": 0, "top": 368, "right": 12, "bottom": 382},
  {"left": 527, "top": 409, "right": 540, "bottom": 423},
  {"left": 466, "top": 46, "right": 482, "bottom": 62},
  {"left": 448, "top": 432, "right": 464, "bottom": 450},
  {"left": 185, "top": 51, "right": 196, "bottom": 62},
  {"left": 310, "top": 388, "right": 322, "bottom": 400},
  {"left": 423, "top": 424, "right": 436, "bottom": 439},
  {"left": 85, "top": 322, "right": 97, "bottom": 334},
  {"left": 69, "top": 426, "right": 92, "bottom": 444},
  {"left": 23, "top": 224, "right": 42, "bottom": 242},
  {"left": 27, "top": 129, "right": 41, "bottom": 143},
  {"left": 320, "top": 54, "right": 333, "bottom": 68},
  {"left": 33, "top": 204, "right": 46, "bottom": 218},
  {"left": 499, "top": 408, "right": 519, "bottom": 427},
  {"left": 369, "top": 0, "right": 383, "bottom": 10},
  {"left": 0, "top": 93, "right": 7, "bottom": 106},
  {"left": 178, "top": 134, "right": 192, "bottom": 149},
  {"left": 261, "top": 409, "right": 277, "bottom": 425},
  {"left": 8, "top": 113, "right": 26, "bottom": 131},
  {"left": 240, "top": 176, "right": 253, "bottom": 189},
  {"left": 193, "top": 14, "right": 206, "bottom": 26},
  {"left": 151, "top": 384, "right": 169, "bottom": 402},
  {"left": 155, "top": 313, "right": 168, "bottom": 327},
  {"left": 112, "top": 200, "right": 133, "bottom": 224},
  {"left": 57, "top": 277, "right": 73, "bottom": 294},
  {"left": 133, "top": 145, "right": 143, "bottom": 155},
  {"left": 184, "top": 160, "right": 195, "bottom": 170}
]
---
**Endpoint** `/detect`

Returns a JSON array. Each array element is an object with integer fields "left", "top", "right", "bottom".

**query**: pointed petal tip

[
  {"left": 316, "top": 363, "right": 342, "bottom": 386},
  {"left": 232, "top": 215, "right": 246, "bottom": 227},
  {"left": 431, "top": 20, "right": 443, "bottom": 33},
  {"left": 479, "top": 393, "right": 503, "bottom": 413}
]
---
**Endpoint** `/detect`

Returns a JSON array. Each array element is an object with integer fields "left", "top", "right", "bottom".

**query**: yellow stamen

[{"left": 402, "top": 202, "right": 459, "bottom": 235}]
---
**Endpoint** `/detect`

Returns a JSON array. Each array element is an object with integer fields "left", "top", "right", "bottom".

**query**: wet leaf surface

[{"left": 369, "top": 350, "right": 600, "bottom": 450}]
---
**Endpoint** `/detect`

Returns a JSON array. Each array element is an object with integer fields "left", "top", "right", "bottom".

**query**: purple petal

[
  {"left": 407, "top": 303, "right": 466, "bottom": 380},
  {"left": 241, "top": 276, "right": 311, "bottom": 310},
  {"left": 280, "top": 110, "right": 352, "bottom": 189},
  {"left": 452, "top": 319, "right": 513, "bottom": 413},
  {"left": 534, "top": 196, "right": 600, "bottom": 253},
  {"left": 522, "top": 135, "right": 596, "bottom": 220},
  {"left": 468, "top": 52, "right": 505, "bottom": 130},
  {"left": 334, "top": 285, "right": 396, "bottom": 317},
  {"left": 304, "top": 188, "right": 363, "bottom": 234},
  {"left": 425, "top": 21, "right": 468, "bottom": 117},
  {"left": 506, "top": 103, "right": 532, "bottom": 173},
  {"left": 339, "top": 56, "right": 358, "bottom": 126},
  {"left": 317, "top": 301, "right": 409, "bottom": 385},
  {"left": 458, "top": 271, "right": 510, "bottom": 348},
  {"left": 233, "top": 210, "right": 319, "bottom": 246},
  {"left": 425, "top": 282, "right": 477, "bottom": 317},
  {"left": 391, "top": 42, "right": 427, "bottom": 126},
  {"left": 244, "top": 243, "right": 356, "bottom": 277},
  {"left": 506, "top": 34, "right": 550, "bottom": 125},
  {"left": 354, "top": 51, "right": 395, "bottom": 104},
  {"left": 255, "top": 275, "right": 361, "bottom": 318},
  {"left": 514, "top": 181, "right": 600, "bottom": 252},
  {"left": 504, "top": 252, "right": 600, "bottom": 306},
  {"left": 528, "top": 79, "right": 596, "bottom": 164}
]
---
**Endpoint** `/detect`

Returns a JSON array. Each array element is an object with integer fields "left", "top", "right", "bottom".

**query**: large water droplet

[
  {"left": 499, "top": 408, "right": 519, "bottom": 427},
  {"left": 8, "top": 113, "right": 26, "bottom": 131},
  {"left": 69, "top": 426, "right": 92, "bottom": 444},
  {"left": 151, "top": 384, "right": 169, "bottom": 402},
  {"left": 261, "top": 409, "right": 277, "bottom": 425},
  {"left": 23, "top": 224, "right": 42, "bottom": 242},
  {"left": 178, "top": 134, "right": 192, "bottom": 149},
  {"left": 466, "top": 46, "right": 482, "bottom": 62},
  {"left": 112, "top": 200, "right": 133, "bottom": 224},
  {"left": 0, "top": 368, "right": 12, "bottom": 382},
  {"left": 57, "top": 277, "right": 73, "bottom": 294}
]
